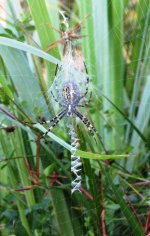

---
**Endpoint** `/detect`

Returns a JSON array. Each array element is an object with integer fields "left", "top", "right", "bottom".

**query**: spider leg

[
  {"left": 49, "top": 109, "right": 67, "bottom": 123},
  {"left": 78, "top": 91, "right": 92, "bottom": 107},
  {"left": 70, "top": 14, "right": 90, "bottom": 34},
  {"left": 83, "top": 61, "right": 88, "bottom": 74},
  {"left": 54, "top": 64, "right": 63, "bottom": 91},
  {"left": 45, "top": 37, "right": 65, "bottom": 52},
  {"left": 42, "top": 110, "right": 67, "bottom": 137},
  {"left": 84, "top": 61, "right": 90, "bottom": 96},
  {"left": 54, "top": 64, "right": 63, "bottom": 76},
  {"left": 50, "top": 90, "right": 62, "bottom": 106},
  {"left": 79, "top": 62, "right": 89, "bottom": 100},
  {"left": 74, "top": 109, "right": 108, "bottom": 152},
  {"left": 24, "top": 120, "right": 49, "bottom": 125},
  {"left": 24, "top": 109, "right": 66, "bottom": 126},
  {"left": 73, "top": 109, "right": 96, "bottom": 136},
  {"left": 55, "top": 64, "right": 59, "bottom": 76},
  {"left": 49, "top": 64, "right": 63, "bottom": 106}
]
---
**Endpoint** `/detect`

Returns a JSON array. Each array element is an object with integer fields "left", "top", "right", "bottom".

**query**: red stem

[
  {"left": 126, "top": 195, "right": 143, "bottom": 228},
  {"left": 145, "top": 210, "right": 150, "bottom": 235},
  {"left": 99, "top": 172, "right": 107, "bottom": 236},
  {"left": 79, "top": 186, "right": 93, "bottom": 201},
  {"left": 133, "top": 181, "right": 150, "bottom": 186}
]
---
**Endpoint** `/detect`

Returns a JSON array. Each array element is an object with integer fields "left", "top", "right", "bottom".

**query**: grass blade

[
  {"left": 0, "top": 36, "right": 60, "bottom": 64},
  {"left": 27, "top": 0, "right": 60, "bottom": 81}
]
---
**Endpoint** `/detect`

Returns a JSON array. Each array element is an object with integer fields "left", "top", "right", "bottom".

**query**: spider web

[{"left": 49, "top": 48, "right": 90, "bottom": 104}]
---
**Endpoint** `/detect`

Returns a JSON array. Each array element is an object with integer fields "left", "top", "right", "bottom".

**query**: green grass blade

[
  {"left": 35, "top": 124, "right": 130, "bottom": 160},
  {"left": 34, "top": 124, "right": 71, "bottom": 151},
  {"left": 107, "top": 0, "right": 124, "bottom": 149},
  {"left": 27, "top": 0, "right": 60, "bottom": 81},
  {"left": 76, "top": 150, "right": 130, "bottom": 160},
  {"left": 125, "top": 2, "right": 150, "bottom": 141},
  {"left": 126, "top": 75, "right": 150, "bottom": 171},
  {"left": 50, "top": 189, "right": 75, "bottom": 236},
  {"left": 0, "top": 133, "right": 32, "bottom": 236},
  {"left": 92, "top": 0, "right": 110, "bottom": 141},
  {"left": 0, "top": 46, "right": 47, "bottom": 118},
  {"left": 131, "top": 76, "right": 150, "bottom": 149},
  {"left": 0, "top": 37, "right": 60, "bottom": 64},
  {"left": 77, "top": 0, "right": 96, "bottom": 84},
  {"left": 27, "top": 0, "right": 58, "bottom": 52}
]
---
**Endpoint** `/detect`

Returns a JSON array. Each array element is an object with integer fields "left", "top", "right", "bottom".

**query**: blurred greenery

[{"left": 0, "top": 0, "right": 149, "bottom": 236}]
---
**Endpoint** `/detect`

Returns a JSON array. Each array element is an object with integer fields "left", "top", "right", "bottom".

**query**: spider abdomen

[{"left": 62, "top": 81, "right": 80, "bottom": 105}]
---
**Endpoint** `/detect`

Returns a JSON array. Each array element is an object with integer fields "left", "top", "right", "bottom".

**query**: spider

[
  {"left": 34, "top": 13, "right": 97, "bottom": 139},
  {"left": 39, "top": 63, "right": 97, "bottom": 139},
  {"left": 45, "top": 14, "right": 90, "bottom": 54}
]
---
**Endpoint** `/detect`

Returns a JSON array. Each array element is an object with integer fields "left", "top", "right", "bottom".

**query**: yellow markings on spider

[{"left": 63, "top": 83, "right": 75, "bottom": 100}]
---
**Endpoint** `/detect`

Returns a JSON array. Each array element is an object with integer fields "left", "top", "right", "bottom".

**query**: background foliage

[{"left": 0, "top": 0, "right": 149, "bottom": 235}]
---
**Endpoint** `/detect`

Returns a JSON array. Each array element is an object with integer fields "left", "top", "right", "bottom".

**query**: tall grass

[{"left": 0, "top": 0, "right": 149, "bottom": 235}]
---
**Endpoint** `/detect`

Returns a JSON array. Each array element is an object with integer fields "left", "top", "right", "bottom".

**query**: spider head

[{"left": 67, "top": 104, "right": 73, "bottom": 116}]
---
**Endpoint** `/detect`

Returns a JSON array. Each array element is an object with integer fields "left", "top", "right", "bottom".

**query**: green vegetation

[{"left": 0, "top": 1, "right": 149, "bottom": 235}]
